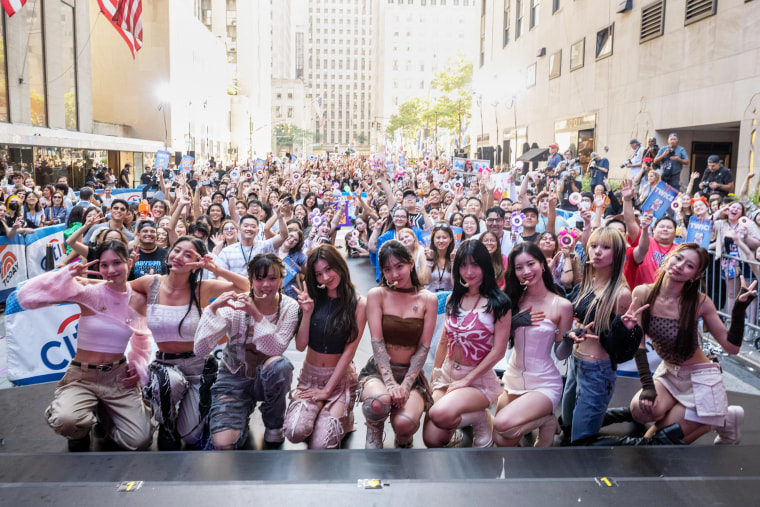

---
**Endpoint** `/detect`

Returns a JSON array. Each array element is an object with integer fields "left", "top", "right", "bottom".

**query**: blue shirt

[
  {"left": 589, "top": 158, "right": 610, "bottom": 187},
  {"left": 656, "top": 145, "right": 689, "bottom": 176},
  {"left": 547, "top": 153, "right": 562, "bottom": 169}
]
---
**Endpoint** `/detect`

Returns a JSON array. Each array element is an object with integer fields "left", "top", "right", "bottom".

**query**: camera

[
  {"left": 669, "top": 148, "right": 675, "bottom": 156},
  {"left": 620, "top": 159, "right": 632, "bottom": 168},
  {"left": 8, "top": 201, "right": 18, "bottom": 211}
]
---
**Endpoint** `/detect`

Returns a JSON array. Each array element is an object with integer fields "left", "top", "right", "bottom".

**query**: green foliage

[
  {"left": 275, "top": 124, "right": 316, "bottom": 147},
  {"left": 385, "top": 54, "right": 473, "bottom": 137}
]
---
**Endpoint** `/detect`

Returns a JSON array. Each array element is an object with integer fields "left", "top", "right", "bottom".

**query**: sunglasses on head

[{"left": 433, "top": 222, "right": 450, "bottom": 230}]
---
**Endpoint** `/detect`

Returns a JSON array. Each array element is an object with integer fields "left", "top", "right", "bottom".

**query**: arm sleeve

[
  {"left": 194, "top": 306, "right": 233, "bottom": 356},
  {"left": 17, "top": 267, "right": 86, "bottom": 310},
  {"left": 400, "top": 344, "right": 430, "bottom": 393},
  {"left": 728, "top": 288, "right": 757, "bottom": 347},
  {"left": 251, "top": 298, "right": 300, "bottom": 356},
  {"left": 635, "top": 348, "right": 657, "bottom": 402}
]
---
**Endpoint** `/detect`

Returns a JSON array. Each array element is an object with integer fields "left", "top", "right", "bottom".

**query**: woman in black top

[{"left": 284, "top": 244, "right": 367, "bottom": 449}]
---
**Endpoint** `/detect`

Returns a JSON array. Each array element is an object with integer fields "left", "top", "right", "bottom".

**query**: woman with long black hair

[
  {"left": 284, "top": 245, "right": 367, "bottom": 448},
  {"left": 130, "top": 236, "right": 250, "bottom": 449},
  {"left": 493, "top": 242, "right": 573, "bottom": 447},
  {"left": 423, "top": 240, "right": 511, "bottom": 448}
]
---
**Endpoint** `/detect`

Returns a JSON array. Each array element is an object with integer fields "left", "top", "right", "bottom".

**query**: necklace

[{"left": 391, "top": 285, "right": 417, "bottom": 293}]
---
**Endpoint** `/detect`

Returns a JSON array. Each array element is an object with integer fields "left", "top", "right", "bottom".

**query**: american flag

[
  {"left": 98, "top": 0, "right": 143, "bottom": 58},
  {"left": 312, "top": 98, "right": 326, "bottom": 128},
  {"left": 1, "top": 0, "right": 27, "bottom": 17}
]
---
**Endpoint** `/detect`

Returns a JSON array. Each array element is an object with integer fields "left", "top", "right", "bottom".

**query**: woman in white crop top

[
  {"left": 18, "top": 240, "right": 153, "bottom": 452},
  {"left": 130, "top": 236, "right": 250, "bottom": 450}
]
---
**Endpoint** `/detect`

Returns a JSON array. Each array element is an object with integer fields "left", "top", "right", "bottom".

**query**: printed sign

[
  {"left": 154, "top": 150, "right": 171, "bottom": 170},
  {"left": 639, "top": 181, "right": 679, "bottom": 220},
  {"left": 179, "top": 154, "right": 195, "bottom": 173},
  {"left": 686, "top": 216, "right": 713, "bottom": 250}
]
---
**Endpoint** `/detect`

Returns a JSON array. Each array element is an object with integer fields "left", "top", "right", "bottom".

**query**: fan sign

[{"left": 510, "top": 213, "right": 525, "bottom": 230}]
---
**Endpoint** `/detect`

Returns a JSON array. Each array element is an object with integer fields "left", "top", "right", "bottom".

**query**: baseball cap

[
  {"left": 707, "top": 155, "right": 720, "bottom": 163},
  {"left": 549, "top": 143, "right": 559, "bottom": 149}
]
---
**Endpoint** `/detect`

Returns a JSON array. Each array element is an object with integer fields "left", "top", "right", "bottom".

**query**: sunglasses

[{"left": 433, "top": 222, "right": 451, "bottom": 230}]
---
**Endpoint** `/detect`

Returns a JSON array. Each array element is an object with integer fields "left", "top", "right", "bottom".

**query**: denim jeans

[
  {"left": 561, "top": 354, "right": 616, "bottom": 443},
  {"left": 208, "top": 356, "right": 294, "bottom": 449}
]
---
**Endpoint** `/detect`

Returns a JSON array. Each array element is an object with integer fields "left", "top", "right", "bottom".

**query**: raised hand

[
  {"left": 621, "top": 297, "right": 649, "bottom": 330},
  {"left": 68, "top": 259, "right": 101, "bottom": 278},
  {"left": 293, "top": 278, "right": 314, "bottom": 315},
  {"left": 620, "top": 179, "right": 634, "bottom": 199}
]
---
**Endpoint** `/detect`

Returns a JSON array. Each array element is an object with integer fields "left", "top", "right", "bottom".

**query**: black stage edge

[{"left": 1, "top": 447, "right": 759, "bottom": 506}]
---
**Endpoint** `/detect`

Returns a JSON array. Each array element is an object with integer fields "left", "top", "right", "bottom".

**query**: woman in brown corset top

[
  {"left": 359, "top": 240, "right": 438, "bottom": 449},
  {"left": 600, "top": 243, "right": 756, "bottom": 446}
]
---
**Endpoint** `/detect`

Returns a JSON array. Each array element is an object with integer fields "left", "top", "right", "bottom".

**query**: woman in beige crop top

[
  {"left": 620, "top": 243, "right": 756, "bottom": 445},
  {"left": 129, "top": 236, "right": 250, "bottom": 450},
  {"left": 360, "top": 240, "right": 438, "bottom": 449}
]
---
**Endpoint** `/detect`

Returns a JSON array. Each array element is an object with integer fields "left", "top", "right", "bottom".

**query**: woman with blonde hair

[{"left": 560, "top": 227, "right": 639, "bottom": 445}]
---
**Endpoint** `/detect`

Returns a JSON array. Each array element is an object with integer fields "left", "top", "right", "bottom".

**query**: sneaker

[
  {"left": 67, "top": 434, "right": 91, "bottom": 452},
  {"left": 715, "top": 406, "right": 744, "bottom": 445},
  {"left": 471, "top": 411, "right": 494, "bottom": 448},
  {"left": 264, "top": 427, "right": 285, "bottom": 444},
  {"left": 443, "top": 429, "right": 464, "bottom": 448},
  {"left": 365, "top": 423, "right": 385, "bottom": 449}
]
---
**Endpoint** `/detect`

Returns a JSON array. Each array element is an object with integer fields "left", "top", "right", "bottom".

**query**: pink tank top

[
  {"left": 76, "top": 286, "right": 134, "bottom": 354},
  {"left": 444, "top": 302, "right": 495, "bottom": 363}
]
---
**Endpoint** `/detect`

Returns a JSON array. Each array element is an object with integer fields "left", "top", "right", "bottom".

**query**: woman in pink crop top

[
  {"left": 18, "top": 240, "right": 152, "bottom": 452},
  {"left": 130, "top": 236, "right": 250, "bottom": 450},
  {"left": 359, "top": 240, "right": 438, "bottom": 449},
  {"left": 284, "top": 245, "right": 367, "bottom": 449},
  {"left": 424, "top": 240, "right": 512, "bottom": 448},
  {"left": 601, "top": 243, "right": 756, "bottom": 446}
]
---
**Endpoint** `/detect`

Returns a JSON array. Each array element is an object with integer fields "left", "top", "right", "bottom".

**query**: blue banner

[{"left": 686, "top": 216, "right": 713, "bottom": 250}]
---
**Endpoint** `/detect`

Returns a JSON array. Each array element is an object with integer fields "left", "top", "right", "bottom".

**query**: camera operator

[
  {"left": 698, "top": 154, "right": 734, "bottom": 199},
  {"left": 559, "top": 167, "right": 582, "bottom": 212},
  {"left": 654, "top": 132, "right": 689, "bottom": 189},
  {"left": 588, "top": 152, "right": 609, "bottom": 188},
  {"left": 624, "top": 139, "right": 645, "bottom": 180}
]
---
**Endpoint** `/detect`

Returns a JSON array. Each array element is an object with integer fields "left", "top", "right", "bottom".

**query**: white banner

[
  {"left": 0, "top": 236, "right": 28, "bottom": 300},
  {"left": 24, "top": 224, "right": 66, "bottom": 280},
  {"left": 5, "top": 289, "right": 81, "bottom": 386}
]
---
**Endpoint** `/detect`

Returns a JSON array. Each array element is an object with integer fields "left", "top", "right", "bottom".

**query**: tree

[
  {"left": 385, "top": 54, "right": 473, "bottom": 139},
  {"left": 275, "top": 124, "right": 316, "bottom": 149}
]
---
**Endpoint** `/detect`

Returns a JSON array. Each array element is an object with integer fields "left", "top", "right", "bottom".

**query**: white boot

[
  {"left": 534, "top": 414, "right": 558, "bottom": 447},
  {"left": 714, "top": 406, "right": 744, "bottom": 445},
  {"left": 459, "top": 410, "right": 494, "bottom": 448}
]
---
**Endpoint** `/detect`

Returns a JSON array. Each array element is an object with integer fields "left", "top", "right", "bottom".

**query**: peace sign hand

[
  {"left": 293, "top": 278, "right": 314, "bottom": 315},
  {"left": 68, "top": 259, "right": 101, "bottom": 278},
  {"left": 568, "top": 321, "right": 598, "bottom": 343},
  {"left": 621, "top": 297, "right": 649, "bottom": 330}
]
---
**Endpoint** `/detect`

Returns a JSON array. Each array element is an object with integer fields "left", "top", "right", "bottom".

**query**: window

[
  {"left": 552, "top": 0, "right": 559, "bottom": 14},
  {"left": 503, "top": 4, "right": 510, "bottom": 47},
  {"left": 530, "top": 0, "right": 539, "bottom": 29},
  {"left": 684, "top": 0, "right": 717, "bottom": 25},
  {"left": 595, "top": 24, "right": 614, "bottom": 60},
  {"left": 570, "top": 38, "right": 585, "bottom": 71},
  {"left": 26, "top": 2, "right": 47, "bottom": 126},
  {"left": 640, "top": 1, "right": 665, "bottom": 43},
  {"left": 480, "top": 3, "right": 486, "bottom": 66},
  {"left": 61, "top": 3, "right": 78, "bottom": 130},
  {"left": 287, "top": 107, "right": 293, "bottom": 118},
  {"left": 0, "top": 15, "right": 10, "bottom": 122},
  {"left": 526, "top": 63, "right": 536, "bottom": 88},
  {"left": 516, "top": 0, "right": 523, "bottom": 39},
  {"left": 549, "top": 50, "right": 561, "bottom": 79},
  {"left": 287, "top": 88, "right": 294, "bottom": 99},
  {"left": 276, "top": 88, "right": 282, "bottom": 99},
  {"left": 275, "top": 106, "right": 282, "bottom": 117}
]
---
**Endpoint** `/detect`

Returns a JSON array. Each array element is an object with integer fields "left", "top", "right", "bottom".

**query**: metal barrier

[{"left": 705, "top": 250, "right": 760, "bottom": 351}]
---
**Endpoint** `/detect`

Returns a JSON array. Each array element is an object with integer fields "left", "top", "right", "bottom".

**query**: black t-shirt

[
  {"left": 129, "top": 247, "right": 169, "bottom": 280},
  {"left": 119, "top": 169, "right": 130, "bottom": 187},
  {"left": 521, "top": 232, "right": 539, "bottom": 243},
  {"left": 700, "top": 166, "right": 733, "bottom": 198},
  {"left": 560, "top": 179, "right": 582, "bottom": 211}
]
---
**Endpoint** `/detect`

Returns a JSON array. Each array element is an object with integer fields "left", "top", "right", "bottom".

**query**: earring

[{"left": 459, "top": 279, "right": 469, "bottom": 288}]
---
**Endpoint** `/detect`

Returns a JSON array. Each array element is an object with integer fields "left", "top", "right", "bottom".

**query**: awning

[{"left": 517, "top": 147, "right": 549, "bottom": 162}]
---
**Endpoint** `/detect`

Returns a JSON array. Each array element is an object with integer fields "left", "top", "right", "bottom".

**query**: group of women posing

[{"left": 19, "top": 226, "right": 750, "bottom": 450}]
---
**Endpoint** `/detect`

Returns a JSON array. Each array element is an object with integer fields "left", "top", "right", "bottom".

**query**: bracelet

[{"left": 426, "top": 261, "right": 434, "bottom": 267}]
